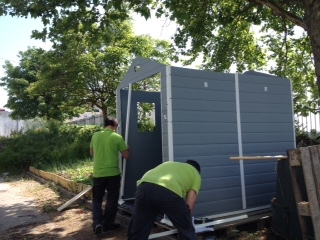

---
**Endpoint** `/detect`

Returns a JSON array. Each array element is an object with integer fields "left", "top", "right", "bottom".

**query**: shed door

[{"left": 120, "top": 89, "right": 162, "bottom": 199}]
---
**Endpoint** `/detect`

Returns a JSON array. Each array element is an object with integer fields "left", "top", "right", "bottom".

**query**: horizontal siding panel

[
  {"left": 174, "top": 144, "right": 239, "bottom": 156},
  {"left": 241, "top": 123, "right": 294, "bottom": 133},
  {"left": 172, "top": 99, "right": 236, "bottom": 112},
  {"left": 173, "top": 122, "right": 238, "bottom": 133},
  {"left": 245, "top": 172, "right": 276, "bottom": 185},
  {"left": 240, "top": 113, "right": 293, "bottom": 123},
  {"left": 173, "top": 133, "right": 239, "bottom": 145},
  {"left": 171, "top": 76, "right": 235, "bottom": 91},
  {"left": 241, "top": 133, "right": 294, "bottom": 143},
  {"left": 240, "top": 74, "right": 290, "bottom": 86},
  {"left": 239, "top": 92, "right": 292, "bottom": 104},
  {"left": 195, "top": 198, "right": 243, "bottom": 217},
  {"left": 201, "top": 165, "right": 241, "bottom": 178},
  {"left": 242, "top": 142, "right": 294, "bottom": 153},
  {"left": 172, "top": 88, "right": 236, "bottom": 101},
  {"left": 201, "top": 176, "right": 241, "bottom": 190},
  {"left": 246, "top": 182, "right": 276, "bottom": 196},
  {"left": 173, "top": 110, "right": 237, "bottom": 123},
  {"left": 246, "top": 193, "right": 276, "bottom": 208},
  {"left": 244, "top": 162, "right": 277, "bottom": 175},
  {"left": 239, "top": 82, "right": 291, "bottom": 95},
  {"left": 240, "top": 102, "right": 292, "bottom": 113},
  {"left": 171, "top": 67, "right": 234, "bottom": 81},
  {"left": 198, "top": 188, "right": 242, "bottom": 203},
  {"left": 174, "top": 156, "right": 240, "bottom": 168}
]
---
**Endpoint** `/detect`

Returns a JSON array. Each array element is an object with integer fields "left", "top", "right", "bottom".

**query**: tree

[
  {"left": 0, "top": 47, "right": 77, "bottom": 120},
  {"left": 1, "top": 1, "right": 319, "bottom": 100},
  {"left": 28, "top": 20, "right": 176, "bottom": 122}
]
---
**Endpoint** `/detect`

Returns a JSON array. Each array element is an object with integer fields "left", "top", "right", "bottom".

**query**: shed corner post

[
  {"left": 166, "top": 66, "right": 174, "bottom": 162},
  {"left": 235, "top": 72, "right": 247, "bottom": 210}
]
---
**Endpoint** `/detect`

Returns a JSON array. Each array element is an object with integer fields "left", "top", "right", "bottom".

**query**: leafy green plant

[
  {"left": 0, "top": 121, "right": 102, "bottom": 173},
  {"left": 295, "top": 120, "right": 320, "bottom": 147}
]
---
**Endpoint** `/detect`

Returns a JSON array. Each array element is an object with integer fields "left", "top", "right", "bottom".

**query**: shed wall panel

[
  {"left": 239, "top": 74, "right": 294, "bottom": 208},
  {"left": 170, "top": 68, "right": 242, "bottom": 216}
]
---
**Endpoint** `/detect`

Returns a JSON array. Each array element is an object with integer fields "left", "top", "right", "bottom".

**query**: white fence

[
  {"left": 295, "top": 112, "right": 320, "bottom": 132},
  {"left": 0, "top": 111, "right": 25, "bottom": 137}
]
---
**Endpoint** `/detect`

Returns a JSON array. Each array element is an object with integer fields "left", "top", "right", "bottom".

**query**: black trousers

[
  {"left": 92, "top": 175, "right": 120, "bottom": 228},
  {"left": 127, "top": 182, "right": 196, "bottom": 240}
]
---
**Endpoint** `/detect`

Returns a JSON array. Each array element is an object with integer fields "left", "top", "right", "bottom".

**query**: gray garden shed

[{"left": 116, "top": 57, "right": 295, "bottom": 219}]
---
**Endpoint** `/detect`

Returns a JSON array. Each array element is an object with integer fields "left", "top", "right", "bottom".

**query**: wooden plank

[
  {"left": 300, "top": 147, "right": 320, "bottom": 239},
  {"left": 229, "top": 155, "right": 287, "bottom": 160},
  {"left": 288, "top": 149, "right": 301, "bottom": 166},
  {"left": 313, "top": 146, "right": 320, "bottom": 200},
  {"left": 297, "top": 202, "right": 311, "bottom": 216},
  {"left": 287, "top": 148, "right": 309, "bottom": 240},
  {"left": 57, "top": 186, "right": 92, "bottom": 211}
]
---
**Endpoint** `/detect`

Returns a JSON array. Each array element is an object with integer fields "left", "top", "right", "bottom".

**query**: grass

[{"left": 41, "top": 158, "right": 94, "bottom": 185}]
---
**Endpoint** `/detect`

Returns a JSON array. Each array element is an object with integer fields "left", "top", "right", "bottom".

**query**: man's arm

[
  {"left": 186, "top": 189, "right": 197, "bottom": 215},
  {"left": 121, "top": 146, "right": 130, "bottom": 160},
  {"left": 90, "top": 147, "right": 94, "bottom": 157}
]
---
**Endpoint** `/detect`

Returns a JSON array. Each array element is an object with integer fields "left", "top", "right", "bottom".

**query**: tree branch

[{"left": 249, "top": 0, "right": 307, "bottom": 30}]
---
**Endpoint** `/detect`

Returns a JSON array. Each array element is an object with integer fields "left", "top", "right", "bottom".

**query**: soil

[
  {"left": 0, "top": 174, "right": 127, "bottom": 240},
  {"left": 0, "top": 174, "right": 282, "bottom": 240}
]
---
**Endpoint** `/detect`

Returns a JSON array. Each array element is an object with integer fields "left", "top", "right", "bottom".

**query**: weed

[{"left": 42, "top": 202, "right": 56, "bottom": 213}]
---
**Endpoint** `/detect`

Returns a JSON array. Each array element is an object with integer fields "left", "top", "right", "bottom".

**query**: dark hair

[
  {"left": 104, "top": 117, "right": 118, "bottom": 127},
  {"left": 186, "top": 159, "right": 201, "bottom": 174}
]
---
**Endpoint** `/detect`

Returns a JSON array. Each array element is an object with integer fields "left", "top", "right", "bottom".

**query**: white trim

[
  {"left": 120, "top": 83, "right": 132, "bottom": 201},
  {"left": 290, "top": 80, "right": 296, "bottom": 147},
  {"left": 166, "top": 66, "right": 174, "bottom": 161},
  {"left": 235, "top": 72, "right": 246, "bottom": 209},
  {"left": 200, "top": 205, "right": 270, "bottom": 220},
  {"left": 149, "top": 214, "right": 248, "bottom": 239}
]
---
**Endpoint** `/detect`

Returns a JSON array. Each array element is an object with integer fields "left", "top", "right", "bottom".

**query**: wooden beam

[
  {"left": 300, "top": 147, "right": 320, "bottom": 239},
  {"left": 57, "top": 186, "right": 92, "bottom": 212},
  {"left": 229, "top": 155, "right": 287, "bottom": 160},
  {"left": 287, "top": 148, "right": 309, "bottom": 240}
]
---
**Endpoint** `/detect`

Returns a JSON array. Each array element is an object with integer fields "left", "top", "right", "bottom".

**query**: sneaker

[
  {"left": 94, "top": 224, "right": 103, "bottom": 235},
  {"left": 103, "top": 223, "right": 121, "bottom": 234}
]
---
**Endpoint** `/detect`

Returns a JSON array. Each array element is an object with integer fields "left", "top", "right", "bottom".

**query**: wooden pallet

[{"left": 287, "top": 146, "right": 320, "bottom": 240}]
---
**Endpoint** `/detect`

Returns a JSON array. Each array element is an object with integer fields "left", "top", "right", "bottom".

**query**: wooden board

[
  {"left": 300, "top": 147, "right": 320, "bottom": 239},
  {"left": 288, "top": 147, "right": 320, "bottom": 240},
  {"left": 57, "top": 186, "right": 92, "bottom": 212},
  {"left": 230, "top": 155, "right": 287, "bottom": 160}
]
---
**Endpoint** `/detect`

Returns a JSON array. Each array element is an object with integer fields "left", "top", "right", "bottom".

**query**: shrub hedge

[{"left": 0, "top": 121, "right": 103, "bottom": 173}]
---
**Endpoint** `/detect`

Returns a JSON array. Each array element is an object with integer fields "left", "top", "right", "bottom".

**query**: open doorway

[{"left": 120, "top": 73, "right": 163, "bottom": 199}]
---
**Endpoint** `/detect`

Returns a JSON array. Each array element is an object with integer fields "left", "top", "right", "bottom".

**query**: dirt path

[{"left": 0, "top": 175, "right": 127, "bottom": 240}]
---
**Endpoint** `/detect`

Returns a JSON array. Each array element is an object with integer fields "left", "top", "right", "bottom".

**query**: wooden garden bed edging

[{"left": 28, "top": 166, "right": 92, "bottom": 197}]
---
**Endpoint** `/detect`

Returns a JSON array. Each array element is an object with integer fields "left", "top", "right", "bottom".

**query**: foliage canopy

[{"left": 1, "top": 0, "right": 320, "bottom": 114}]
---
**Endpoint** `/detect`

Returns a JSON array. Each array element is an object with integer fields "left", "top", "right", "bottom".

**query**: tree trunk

[
  {"left": 101, "top": 106, "right": 108, "bottom": 126},
  {"left": 304, "top": 1, "right": 320, "bottom": 95}
]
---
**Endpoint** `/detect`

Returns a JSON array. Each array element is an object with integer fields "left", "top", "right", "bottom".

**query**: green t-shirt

[
  {"left": 90, "top": 128, "right": 127, "bottom": 177},
  {"left": 137, "top": 161, "right": 201, "bottom": 198}
]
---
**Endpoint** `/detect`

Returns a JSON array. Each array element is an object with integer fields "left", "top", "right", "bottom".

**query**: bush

[{"left": 0, "top": 121, "right": 103, "bottom": 173}]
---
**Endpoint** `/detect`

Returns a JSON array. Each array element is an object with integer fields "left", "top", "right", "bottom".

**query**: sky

[{"left": 0, "top": 13, "right": 178, "bottom": 110}]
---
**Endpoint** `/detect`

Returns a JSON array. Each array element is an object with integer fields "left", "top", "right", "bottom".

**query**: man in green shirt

[
  {"left": 90, "top": 117, "right": 129, "bottom": 236},
  {"left": 127, "top": 160, "right": 201, "bottom": 240}
]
